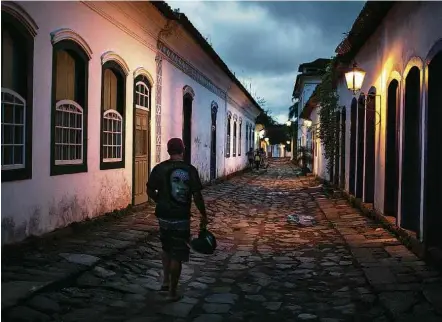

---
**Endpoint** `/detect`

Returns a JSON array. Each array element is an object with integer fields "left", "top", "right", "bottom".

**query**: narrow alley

[{"left": 2, "top": 160, "right": 442, "bottom": 322}]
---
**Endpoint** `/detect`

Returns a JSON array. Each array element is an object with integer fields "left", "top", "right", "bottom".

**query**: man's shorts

[{"left": 158, "top": 218, "right": 191, "bottom": 262}]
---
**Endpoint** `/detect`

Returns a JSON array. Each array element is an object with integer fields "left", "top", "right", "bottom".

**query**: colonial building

[
  {"left": 1, "top": 1, "right": 261, "bottom": 244},
  {"left": 332, "top": 2, "right": 442, "bottom": 254},
  {"left": 292, "top": 58, "right": 329, "bottom": 174}
]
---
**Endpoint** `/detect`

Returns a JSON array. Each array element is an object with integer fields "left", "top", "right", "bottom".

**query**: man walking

[{"left": 147, "top": 138, "right": 208, "bottom": 302}]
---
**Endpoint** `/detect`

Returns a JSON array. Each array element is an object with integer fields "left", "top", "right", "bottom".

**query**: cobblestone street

[{"left": 2, "top": 160, "right": 442, "bottom": 322}]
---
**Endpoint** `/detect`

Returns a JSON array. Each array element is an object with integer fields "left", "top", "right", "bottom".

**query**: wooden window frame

[
  {"left": 54, "top": 100, "right": 84, "bottom": 165},
  {"left": 102, "top": 109, "right": 123, "bottom": 163},
  {"left": 233, "top": 120, "right": 237, "bottom": 157},
  {"left": 238, "top": 120, "right": 242, "bottom": 156},
  {"left": 50, "top": 40, "right": 89, "bottom": 176},
  {"left": 1, "top": 11, "right": 34, "bottom": 182},
  {"left": 100, "top": 60, "right": 126, "bottom": 170},
  {"left": 226, "top": 113, "right": 231, "bottom": 158}
]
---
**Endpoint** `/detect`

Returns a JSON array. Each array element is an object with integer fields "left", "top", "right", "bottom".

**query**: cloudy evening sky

[{"left": 168, "top": 0, "right": 364, "bottom": 124}]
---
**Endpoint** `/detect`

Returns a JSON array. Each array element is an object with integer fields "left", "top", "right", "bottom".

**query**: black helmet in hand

[{"left": 190, "top": 229, "right": 217, "bottom": 255}]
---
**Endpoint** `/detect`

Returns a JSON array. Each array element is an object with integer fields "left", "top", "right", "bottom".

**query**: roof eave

[
  {"left": 335, "top": 1, "right": 396, "bottom": 61},
  {"left": 151, "top": 1, "right": 263, "bottom": 113}
]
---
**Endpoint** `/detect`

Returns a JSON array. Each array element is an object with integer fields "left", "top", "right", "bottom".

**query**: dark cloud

[
  {"left": 169, "top": 1, "right": 364, "bottom": 123},
  {"left": 214, "top": 1, "right": 364, "bottom": 77},
  {"left": 250, "top": 1, "right": 364, "bottom": 36}
]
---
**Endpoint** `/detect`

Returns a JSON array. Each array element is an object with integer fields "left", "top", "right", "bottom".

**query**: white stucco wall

[
  {"left": 337, "top": 78, "right": 354, "bottom": 193},
  {"left": 310, "top": 108, "right": 328, "bottom": 179},
  {"left": 160, "top": 61, "right": 256, "bottom": 181},
  {"left": 1, "top": 1, "right": 160, "bottom": 244},
  {"left": 296, "top": 77, "right": 321, "bottom": 147},
  {"left": 224, "top": 102, "right": 254, "bottom": 176},
  {"left": 336, "top": 2, "right": 442, "bottom": 240},
  {"left": 1, "top": 1, "right": 260, "bottom": 244},
  {"left": 161, "top": 60, "right": 221, "bottom": 182},
  {"left": 269, "top": 145, "right": 286, "bottom": 158}
]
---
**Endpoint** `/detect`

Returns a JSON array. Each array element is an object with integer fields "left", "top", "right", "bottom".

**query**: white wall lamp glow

[
  {"left": 344, "top": 62, "right": 381, "bottom": 124},
  {"left": 303, "top": 119, "right": 312, "bottom": 128},
  {"left": 344, "top": 63, "right": 366, "bottom": 95},
  {"left": 259, "top": 129, "right": 265, "bottom": 139}
]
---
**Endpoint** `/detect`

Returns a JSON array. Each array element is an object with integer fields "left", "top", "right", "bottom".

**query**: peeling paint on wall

[
  {"left": 1, "top": 173, "right": 132, "bottom": 245},
  {"left": 193, "top": 135, "right": 211, "bottom": 184},
  {"left": 1, "top": 207, "right": 43, "bottom": 244}
]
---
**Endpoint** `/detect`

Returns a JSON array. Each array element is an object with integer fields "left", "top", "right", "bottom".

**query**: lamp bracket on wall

[{"left": 358, "top": 92, "right": 382, "bottom": 126}]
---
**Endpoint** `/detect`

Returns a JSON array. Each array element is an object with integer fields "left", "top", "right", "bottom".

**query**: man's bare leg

[
  {"left": 168, "top": 259, "right": 182, "bottom": 301},
  {"left": 161, "top": 251, "right": 171, "bottom": 290}
]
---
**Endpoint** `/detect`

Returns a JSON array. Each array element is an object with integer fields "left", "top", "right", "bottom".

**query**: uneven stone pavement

[{"left": 2, "top": 160, "right": 442, "bottom": 322}]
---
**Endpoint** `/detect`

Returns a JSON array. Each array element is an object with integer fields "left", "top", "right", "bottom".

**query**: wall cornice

[
  {"left": 2, "top": 1, "right": 38, "bottom": 37},
  {"left": 133, "top": 67, "right": 155, "bottom": 85},
  {"left": 82, "top": 1, "right": 258, "bottom": 118},
  {"left": 51, "top": 28, "right": 93, "bottom": 59},
  {"left": 157, "top": 41, "right": 227, "bottom": 100},
  {"left": 101, "top": 51, "right": 130, "bottom": 76},
  {"left": 183, "top": 85, "right": 196, "bottom": 99}
]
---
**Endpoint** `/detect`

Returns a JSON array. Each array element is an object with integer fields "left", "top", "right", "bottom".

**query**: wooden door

[
  {"left": 134, "top": 108, "right": 149, "bottom": 205},
  {"left": 210, "top": 110, "right": 217, "bottom": 180},
  {"left": 183, "top": 95, "right": 192, "bottom": 164}
]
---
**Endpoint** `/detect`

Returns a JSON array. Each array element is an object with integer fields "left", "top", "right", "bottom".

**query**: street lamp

[
  {"left": 264, "top": 137, "right": 269, "bottom": 143},
  {"left": 286, "top": 140, "right": 290, "bottom": 145},
  {"left": 259, "top": 129, "right": 265, "bottom": 139},
  {"left": 344, "top": 63, "right": 366, "bottom": 94},
  {"left": 344, "top": 62, "right": 381, "bottom": 123},
  {"left": 303, "top": 119, "right": 312, "bottom": 128}
]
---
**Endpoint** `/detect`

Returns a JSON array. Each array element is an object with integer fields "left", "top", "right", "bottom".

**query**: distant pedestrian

[
  {"left": 246, "top": 148, "right": 254, "bottom": 169},
  {"left": 254, "top": 149, "right": 261, "bottom": 170},
  {"left": 147, "top": 138, "right": 208, "bottom": 302}
]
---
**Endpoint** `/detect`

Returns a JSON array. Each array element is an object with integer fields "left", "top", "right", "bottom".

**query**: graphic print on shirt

[{"left": 169, "top": 168, "right": 191, "bottom": 204}]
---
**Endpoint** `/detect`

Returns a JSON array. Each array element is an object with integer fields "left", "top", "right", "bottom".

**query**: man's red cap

[{"left": 167, "top": 138, "right": 185, "bottom": 155}]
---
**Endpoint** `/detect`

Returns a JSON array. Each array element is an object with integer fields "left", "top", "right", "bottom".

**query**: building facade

[
  {"left": 1, "top": 1, "right": 261, "bottom": 244},
  {"left": 292, "top": 58, "right": 329, "bottom": 174},
  {"left": 333, "top": 2, "right": 442, "bottom": 252}
]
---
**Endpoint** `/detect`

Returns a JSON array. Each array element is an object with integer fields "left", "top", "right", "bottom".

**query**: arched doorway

[
  {"left": 133, "top": 74, "right": 152, "bottom": 205},
  {"left": 182, "top": 86, "right": 194, "bottom": 164},
  {"left": 401, "top": 66, "right": 421, "bottom": 233},
  {"left": 349, "top": 98, "right": 357, "bottom": 194},
  {"left": 424, "top": 50, "right": 442, "bottom": 249},
  {"left": 355, "top": 94, "right": 365, "bottom": 199},
  {"left": 210, "top": 102, "right": 218, "bottom": 181},
  {"left": 333, "top": 110, "right": 341, "bottom": 185},
  {"left": 384, "top": 79, "right": 400, "bottom": 218},
  {"left": 364, "top": 88, "right": 376, "bottom": 203},
  {"left": 340, "top": 107, "right": 346, "bottom": 189}
]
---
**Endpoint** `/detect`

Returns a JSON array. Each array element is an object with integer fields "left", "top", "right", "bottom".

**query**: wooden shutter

[
  {"left": 55, "top": 50, "right": 76, "bottom": 101},
  {"left": 1, "top": 29, "right": 14, "bottom": 90},
  {"left": 103, "top": 69, "right": 117, "bottom": 111}
]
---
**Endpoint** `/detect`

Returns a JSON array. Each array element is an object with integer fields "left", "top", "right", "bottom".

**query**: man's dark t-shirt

[{"left": 147, "top": 160, "right": 203, "bottom": 222}]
